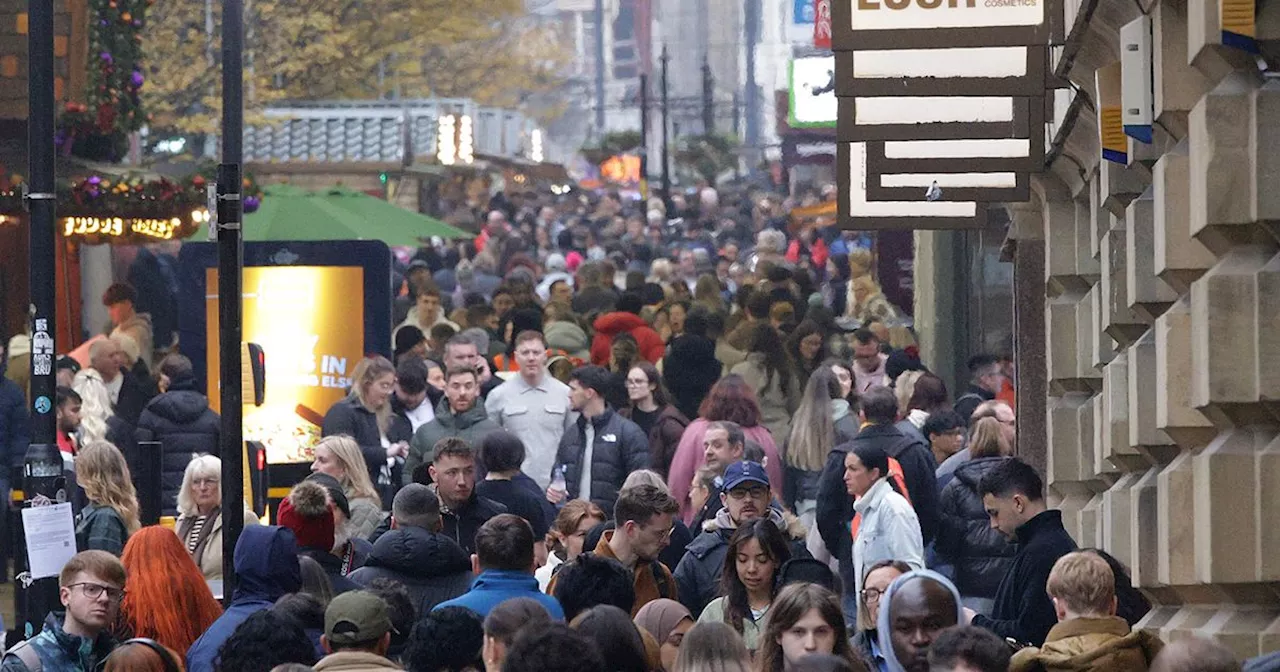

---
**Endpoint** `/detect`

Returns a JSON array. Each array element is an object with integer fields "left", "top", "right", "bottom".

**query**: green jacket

[
  {"left": 404, "top": 398, "right": 499, "bottom": 484},
  {"left": 697, "top": 596, "right": 763, "bottom": 650},
  {"left": 75, "top": 503, "right": 129, "bottom": 556}
]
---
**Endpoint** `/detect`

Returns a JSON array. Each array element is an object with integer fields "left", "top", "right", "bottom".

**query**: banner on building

[
  {"left": 814, "top": 0, "right": 832, "bottom": 48},
  {"left": 789, "top": 56, "right": 837, "bottom": 128}
]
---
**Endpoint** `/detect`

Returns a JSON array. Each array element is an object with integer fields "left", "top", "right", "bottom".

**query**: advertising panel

[
  {"left": 205, "top": 266, "right": 366, "bottom": 464},
  {"left": 789, "top": 56, "right": 838, "bottom": 129}
]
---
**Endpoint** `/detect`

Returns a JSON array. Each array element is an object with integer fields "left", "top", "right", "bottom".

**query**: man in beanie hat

[
  {"left": 316, "top": 590, "right": 402, "bottom": 671},
  {"left": 393, "top": 326, "right": 428, "bottom": 365},
  {"left": 278, "top": 481, "right": 359, "bottom": 593}
]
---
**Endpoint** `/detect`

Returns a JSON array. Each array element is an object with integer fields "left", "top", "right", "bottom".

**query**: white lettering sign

[{"left": 851, "top": 0, "right": 1042, "bottom": 31}]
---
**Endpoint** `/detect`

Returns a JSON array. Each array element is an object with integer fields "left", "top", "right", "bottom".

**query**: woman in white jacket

[{"left": 843, "top": 443, "right": 924, "bottom": 604}]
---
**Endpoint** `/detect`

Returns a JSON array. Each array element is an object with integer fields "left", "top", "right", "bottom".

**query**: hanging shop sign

[{"left": 790, "top": 56, "right": 838, "bottom": 129}]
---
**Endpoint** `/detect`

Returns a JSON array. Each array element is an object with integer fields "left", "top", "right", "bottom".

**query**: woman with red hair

[
  {"left": 117, "top": 526, "right": 224, "bottom": 655},
  {"left": 664, "top": 374, "right": 783, "bottom": 525}
]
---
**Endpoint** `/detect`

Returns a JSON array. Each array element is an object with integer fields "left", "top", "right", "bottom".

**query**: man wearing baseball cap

[
  {"left": 316, "top": 590, "right": 402, "bottom": 670},
  {"left": 672, "top": 461, "right": 810, "bottom": 617}
]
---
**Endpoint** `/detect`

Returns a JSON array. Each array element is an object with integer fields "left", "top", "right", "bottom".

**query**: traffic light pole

[
  {"left": 22, "top": 0, "right": 64, "bottom": 637},
  {"left": 218, "top": 0, "right": 246, "bottom": 601},
  {"left": 660, "top": 45, "right": 672, "bottom": 214},
  {"left": 639, "top": 73, "right": 649, "bottom": 200}
]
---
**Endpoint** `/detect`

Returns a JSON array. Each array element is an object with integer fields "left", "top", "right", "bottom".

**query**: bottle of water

[{"left": 549, "top": 465, "right": 567, "bottom": 506}]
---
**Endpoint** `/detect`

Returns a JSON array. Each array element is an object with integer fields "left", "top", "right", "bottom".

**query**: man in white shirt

[{"left": 485, "top": 331, "right": 574, "bottom": 490}]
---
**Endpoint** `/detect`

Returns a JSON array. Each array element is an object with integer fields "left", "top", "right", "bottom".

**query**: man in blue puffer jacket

[{"left": 186, "top": 525, "right": 302, "bottom": 672}]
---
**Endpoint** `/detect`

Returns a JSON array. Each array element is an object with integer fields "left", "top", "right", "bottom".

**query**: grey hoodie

[{"left": 876, "top": 569, "right": 964, "bottom": 672}]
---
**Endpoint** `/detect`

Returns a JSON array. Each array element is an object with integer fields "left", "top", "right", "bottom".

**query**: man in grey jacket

[{"left": 405, "top": 367, "right": 499, "bottom": 484}]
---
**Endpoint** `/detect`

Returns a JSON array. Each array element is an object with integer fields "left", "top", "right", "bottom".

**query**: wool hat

[
  {"left": 394, "top": 325, "right": 426, "bottom": 359},
  {"left": 277, "top": 480, "right": 335, "bottom": 551}
]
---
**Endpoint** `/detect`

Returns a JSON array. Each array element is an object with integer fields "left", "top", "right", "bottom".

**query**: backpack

[{"left": 4, "top": 640, "right": 43, "bottom": 672}]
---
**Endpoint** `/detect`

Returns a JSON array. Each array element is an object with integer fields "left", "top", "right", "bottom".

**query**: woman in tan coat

[{"left": 174, "top": 455, "right": 259, "bottom": 581}]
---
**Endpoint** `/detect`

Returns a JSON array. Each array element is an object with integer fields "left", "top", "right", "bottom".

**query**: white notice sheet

[{"left": 23, "top": 503, "right": 77, "bottom": 580}]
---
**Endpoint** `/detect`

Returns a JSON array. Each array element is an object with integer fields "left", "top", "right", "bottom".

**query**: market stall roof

[{"left": 194, "top": 184, "right": 469, "bottom": 244}]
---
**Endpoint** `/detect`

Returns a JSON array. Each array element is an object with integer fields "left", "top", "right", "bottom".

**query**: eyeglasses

[
  {"left": 69, "top": 582, "right": 126, "bottom": 602},
  {"left": 727, "top": 486, "right": 768, "bottom": 500},
  {"left": 861, "top": 587, "right": 885, "bottom": 604},
  {"left": 192, "top": 478, "right": 219, "bottom": 488}
]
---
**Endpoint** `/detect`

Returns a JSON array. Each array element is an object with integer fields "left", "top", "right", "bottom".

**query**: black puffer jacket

[
  {"left": 555, "top": 408, "right": 649, "bottom": 516},
  {"left": 134, "top": 375, "right": 219, "bottom": 517},
  {"left": 322, "top": 396, "right": 413, "bottom": 503},
  {"left": 349, "top": 524, "right": 474, "bottom": 615},
  {"left": 935, "top": 456, "right": 1017, "bottom": 599}
]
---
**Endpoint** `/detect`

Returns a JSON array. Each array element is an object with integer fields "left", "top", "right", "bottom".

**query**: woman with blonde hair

[
  {"left": 673, "top": 621, "right": 752, "bottom": 672},
  {"left": 693, "top": 275, "right": 726, "bottom": 315},
  {"left": 321, "top": 355, "right": 411, "bottom": 507},
  {"left": 536, "top": 499, "right": 606, "bottom": 591},
  {"left": 310, "top": 434, "right": 385, "bottom": 539},
  {"left": 935, "top": 416, "right": 1016, "bottom": 614},
  {"left": 75, "top": 441, "right": 141, "bottom": 556},
  {"left": 175, "top": 454, "right": 260, "bottom": 580}
]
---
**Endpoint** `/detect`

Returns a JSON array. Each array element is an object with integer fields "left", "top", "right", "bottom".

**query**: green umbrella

[{"left": 193, "top": 183, "right": 470, "bottom": 244}]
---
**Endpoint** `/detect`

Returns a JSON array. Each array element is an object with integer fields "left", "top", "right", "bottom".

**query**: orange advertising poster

[{"left": 206, "top": 266, "right": 366, "bottom": 464}]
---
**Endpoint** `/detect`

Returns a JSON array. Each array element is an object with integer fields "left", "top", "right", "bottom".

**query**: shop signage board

[{"left": 830, "top": 0, "right": 1057, "bottom": 228}]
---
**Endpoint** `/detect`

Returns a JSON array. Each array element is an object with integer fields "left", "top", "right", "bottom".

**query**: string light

[
  {"left": 530, "top": 129, "right": 544, "bottom": 163},
  {"left": 437, "top": 115, "right": 457, "bottom": 166},
  {"left": 458, "top": 115, "right": 474, "bottom": 165},
  {"left": 61, "top": 216, "right": 184, "bottom": 240}
]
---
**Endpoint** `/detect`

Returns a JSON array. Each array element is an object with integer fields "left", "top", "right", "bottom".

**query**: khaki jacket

[
  {"left": 313, "top": 651, "right": 403, "bottom": 671},
  {"left": 1009, "top": 616, "right": 1163, "bottom": 672}
]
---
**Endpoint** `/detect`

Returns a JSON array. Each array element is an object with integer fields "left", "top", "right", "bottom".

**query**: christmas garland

[
  {"left": 0, "top": 168, "right": 263, "bottom": 229},
  {"left": 54, "top": 0, "right": 151, "bottom": 162}
]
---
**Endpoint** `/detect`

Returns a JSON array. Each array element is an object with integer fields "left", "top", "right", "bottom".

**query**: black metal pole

[
  {"left": 218, "top": 0, "right": 246, "bottom": 602},
  {"left": 660, "top": 44, "right": 672, "bottom": 214},
  {"left": 594, "top": 0, "right": 606, "bottom": 134},
  {"left": 744, "top": 0, "right": 761, "bottom": 167},
  {"left": 639, "top": 73, "right": 649, "bottom": 200},
  {"left": 22, "top": 0, "right": 63, "bottom": 636},
  {"left": 702, "top": 58, "right": 715, "bottom": 135}
]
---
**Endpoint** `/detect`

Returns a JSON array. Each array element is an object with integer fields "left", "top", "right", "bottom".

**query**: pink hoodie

[{"left": 666, "top": 418, "right": 783, "bottom": 524}]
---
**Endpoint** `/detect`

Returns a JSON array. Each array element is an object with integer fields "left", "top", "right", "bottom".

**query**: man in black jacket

[
  {"left": 135, "top": 355, "right": 219, "bottom": 517},
  {"left": 546, "top": 365, "right": 648, "bottom": 517},
  {"left": 429, "top": 437, "right": 507, "bottom": 554},
  {"left": 965, "top": 458, "right": 1077, "bottom": 647},
  {"left": 350, "top": 483, "right": 473, "bottom": 615},
  {"left": 954, "top": 355, "right": 1002, "bottom": 425}
]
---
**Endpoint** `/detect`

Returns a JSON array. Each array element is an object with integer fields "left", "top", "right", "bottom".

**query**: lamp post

[{"left": 218, "top": 0, "right": 246, "bottom": 601}]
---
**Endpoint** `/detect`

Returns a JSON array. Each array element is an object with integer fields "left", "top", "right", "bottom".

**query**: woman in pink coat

[{"left": 666, "top": 374, "right": 783, "bottom": 524}]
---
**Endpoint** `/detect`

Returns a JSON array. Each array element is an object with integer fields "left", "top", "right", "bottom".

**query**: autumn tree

[{"left": 143, "top": 0, "right": 571, "bottom": 141}]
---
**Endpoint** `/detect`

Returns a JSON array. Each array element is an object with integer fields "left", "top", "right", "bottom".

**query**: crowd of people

[{"left": 0, "top": 185, "right": 1266, "bottom": 671}]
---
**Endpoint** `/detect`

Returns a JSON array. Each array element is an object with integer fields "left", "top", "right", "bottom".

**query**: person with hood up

[
  {"left": 590, "top": 292, "right": 665, "bottom": 367},
  {"left": 349, "top": 484, "right": 473, "bottom": 616},
  {"left": 185, "top": 525, "right": 303, "bottom": 672},
  {"left": 673, "top": 461, "right": 809, "bottom": 618},
  {"left": 536, "top": 253, "right": 576, "bottom": 302},
  {"left": 134, "top": 354, "right": 219, "bottom": 517},
  {"left": 661, "top": 306, "right": 723, "bottom": 421},
  {"left": 404, "top": 366, "right": 499, "bottom": 486},
  {"left": 877, "top": 570, "right": 963, "bottom": 672},
  {"left": 1008, "top": 551, "right": 1163, "bottom": 672},
  {"left": 543, "top": 301, "right": 592, "bottom": 363}
]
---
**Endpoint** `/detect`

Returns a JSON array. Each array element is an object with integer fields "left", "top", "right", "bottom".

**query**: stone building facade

[{"left": 1005, "top": 0, "right": 1280, "bottom": 658}]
